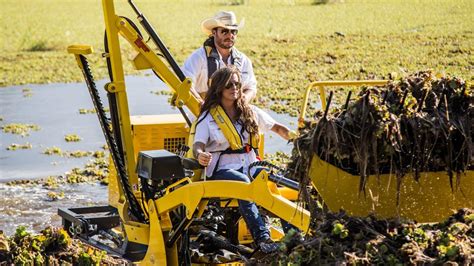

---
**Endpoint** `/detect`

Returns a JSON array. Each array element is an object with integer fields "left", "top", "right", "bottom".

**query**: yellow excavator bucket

[
  {"left": 299, "top": 80, "right": 474, "bottom": 223},
  {"left": 309, "top": 156, "right": 474, "bottom": 222}
]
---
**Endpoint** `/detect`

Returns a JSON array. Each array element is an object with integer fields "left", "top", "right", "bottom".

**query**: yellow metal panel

[
  {"left": 130, "top": 115, "right": 189, "bottom": 160},
  {"left": 124, "top": 223, "right": 150, "bottom": 245},
  {"left": 237, "top": 218, "right": 284, "bottom": 244},
  {"left": 67, "top": 44, "right": 93, "bottom": 55},
  {"left": 237, "top": 218, "right": 253, "bottom": 244},
  {"left": 108, "top": 157, "right": 120, "bottom": 208},
  {"left": 309, "top": 155, "right": 474, "bottom": 222},
  {"left": 130, "top": 114, "right": 186, "bottom": 125},
  {"left": 276, "top": 187, "right": 298, "bottom": 201},
  {"left": 140, "top": 202, "right": 168, "bottom": 266},
  {"left": 108, "top": 115, "right": 189, "bottom": 207},
  {"left": 132, "top": 53, "right": 152, "bottom": 70}
]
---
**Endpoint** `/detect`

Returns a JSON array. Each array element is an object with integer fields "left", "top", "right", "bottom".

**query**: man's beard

[{"left": 216, "top": 38, "right": 234, "bottom": 49}]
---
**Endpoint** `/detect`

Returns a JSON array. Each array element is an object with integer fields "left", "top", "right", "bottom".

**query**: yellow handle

[{"left": 298, "top": 80, "right": 388, "bottom": 129}]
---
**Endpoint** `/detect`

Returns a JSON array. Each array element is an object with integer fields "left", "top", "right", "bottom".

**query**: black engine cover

[{"left": 137, "top": 150, "right": 185, "bottom": 180}]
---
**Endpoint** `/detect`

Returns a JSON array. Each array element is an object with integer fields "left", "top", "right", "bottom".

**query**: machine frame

[{"left": 61, "top": 1, "right": 310, "bottom": 265}]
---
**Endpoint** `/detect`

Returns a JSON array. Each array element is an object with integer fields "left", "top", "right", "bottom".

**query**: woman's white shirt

[{"left": 194, "top": 105, "right": 276, "bottom": 177}]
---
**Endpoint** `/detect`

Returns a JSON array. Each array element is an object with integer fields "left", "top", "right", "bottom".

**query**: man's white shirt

[{"left": 182, "top": 47, "right": 257, "bottom": 97}]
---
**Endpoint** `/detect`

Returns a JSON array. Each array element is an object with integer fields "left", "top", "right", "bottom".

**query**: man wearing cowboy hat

[{"left": 183, "top": 11, "right": 257, "bottom": 103}]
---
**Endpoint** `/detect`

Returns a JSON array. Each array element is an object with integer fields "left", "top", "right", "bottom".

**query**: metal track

[{"left": 78, "top": 55, "right": 146, "bottom": 222}]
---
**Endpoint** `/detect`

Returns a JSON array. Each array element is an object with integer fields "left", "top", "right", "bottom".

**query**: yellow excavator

[
  {"left": 59, "top": 0, "right": 473, "bottom": 265},
  {"left": 60, "top": 0, "right": 309, "bottom": 264}
]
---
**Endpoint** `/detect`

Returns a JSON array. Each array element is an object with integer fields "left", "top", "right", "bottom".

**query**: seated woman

[{"left": 192, "top": 66, "right": 295, "bottom": 253}]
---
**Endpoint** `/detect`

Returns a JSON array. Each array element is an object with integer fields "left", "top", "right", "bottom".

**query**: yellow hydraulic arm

[
  {"left": 101, "top": 0, "right": 201, "bottom": 217},
  {"left": 67, "top": 0, "right": 202, "bottom": 236}
]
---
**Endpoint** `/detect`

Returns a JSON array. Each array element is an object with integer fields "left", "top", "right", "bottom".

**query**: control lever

[{"left": 182, "top": 158, "right": 203, "bottom": 170}]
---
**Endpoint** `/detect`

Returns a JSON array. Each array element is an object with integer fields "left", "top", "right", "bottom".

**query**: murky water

[
  {"left": 0, "top": 183, "right": 107, "bottom": 236},
  {"left": 0, "top": 74, "right": 296, "bottom": 235}
]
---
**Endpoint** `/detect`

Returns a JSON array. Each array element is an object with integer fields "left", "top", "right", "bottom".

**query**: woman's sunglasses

[{"left": 225, "top": 81, "right": 241, "bottom": 90}]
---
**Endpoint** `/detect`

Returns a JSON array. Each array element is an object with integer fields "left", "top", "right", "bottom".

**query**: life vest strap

[{"left": 220, "top": 144, "right": 255, "bottom": 155}]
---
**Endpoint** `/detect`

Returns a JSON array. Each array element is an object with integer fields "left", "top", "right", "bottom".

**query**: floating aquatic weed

[
  {"left": 151, "top": 89, "right": 173, "bottom": 95},
  {"left": 264, "top": 151, "right": 291, "bottom": 167},
  {"left": 21, "top": 87, "right": 33, "bottom": 97},
  {"left": 46, "top": 191, "right": 64, "bottom": 201},
  {"left": 92, "top": 150, "right": 105, "bottom": 158},
  {"left": 43, "top": 146, "right": 62, "bottom": 155},
  {"left": 6, "top": 143, "right": 33, "bottom": 150},
  {"left": 62, "top": 158, "right": 109, "bottom": 184},
  {"left": 66, "top": 150, "right": 92, "bottom": 158},
  {"left": 78, "top": 108, "right": 95, "bottom": 114},
  {"left": 78, "top": 108, "right": 108, "bottom": 114},
  {"left": 6, "top": 157, "right": 110, "bottom": 188},
  {"left": 6, "top": 179, "right": 40, "bottom": 186},
  {"left": 262, "top": 208, "right": 473, "bottom": 265},
  {"left": 3, "top": 226, "right": 126, "bottom": 264},
  {"left": 2, "top": 123, "right": 40, "bottom": 136},
  {"left": 42, "top": 176, "right": 59, "bottom": 189},
  {"left": 64, "top": 134, "right": 81, "bottom": 142}
]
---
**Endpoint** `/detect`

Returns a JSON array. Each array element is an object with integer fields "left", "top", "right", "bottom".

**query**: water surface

[{"left": 0, "top": 74, "right": 296, "bottom": 235}]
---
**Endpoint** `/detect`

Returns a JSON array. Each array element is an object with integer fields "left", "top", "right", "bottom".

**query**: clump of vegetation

[
  {"left": 43, "top": 146, "right": 62, "bottom": 155},
  {"left": 78, "top": 108, "right": 96, "bottom": 114},
  {"left": 264, "top": 208, "right": 473, "bottom": 265},
  {"left": 64, "top": 134, "right": 81, "bottom": 142},
  {"left": 79, "top": 108, "right": 108, "bottom": 114},
  {"left": 42, "top": 176, "right": 59, "bottom": 189},
  {"left": 7, "top": 157, "right": 110, "bottom": 187},
  {"left": 64, "top": 158, "right": 109, "bottom": 184},
  {"left": 6, "top": 179, "right": 41, "bottom": 186},
  {"left": 25, "top": 40, "right": 55, "bottom": 52},
  {"left": 6, "top": 143, "right": 33, "bottom": 150},
  {"left": 151, "top": 90, "right": 173, "bottom": 96},
  {"left": 65, "top": 150, "right": 91, "bottom": 158},
  {"left": 46, "top": 191, "right": 65, "bottom": 201},
  {"left": 265, "top": 151, "right": 291, "bottom": 167},
  {"left": 2, "top": 123, "right": 40, "bottom": 136},
  {"left": 92, "top": 150, "right": 105, "bottom": 158},
  {"left": 22, "top": 87, "right": 33, "bottom": 97},
  {"left": 0, "top": 226, "right": 126, "bottom": 264},
  {"left": 42, "top": 146, "right": 106, "bottom": 158},
  {"left": 290, "top": 71, "right": 473, "bottom": 194},
  {"left": 43, "top": 148, "right": 106, "bottom": 158}
]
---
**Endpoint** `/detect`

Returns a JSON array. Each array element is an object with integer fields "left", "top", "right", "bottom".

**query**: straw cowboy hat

[{"left": 201, "top": 11, "right": 245, "bottom": 36}]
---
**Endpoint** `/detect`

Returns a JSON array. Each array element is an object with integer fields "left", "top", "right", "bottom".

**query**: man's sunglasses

[
  {"left": 225, "top": 81, "right": 241, "bottom": 89},
  {"left": 219, "top": 28, "right": 239, "bottom": 36}
]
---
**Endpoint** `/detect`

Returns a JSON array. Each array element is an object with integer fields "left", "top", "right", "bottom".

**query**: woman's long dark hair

[{"left": 200, "top": 66, "right": 259, "bottom": 136}]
